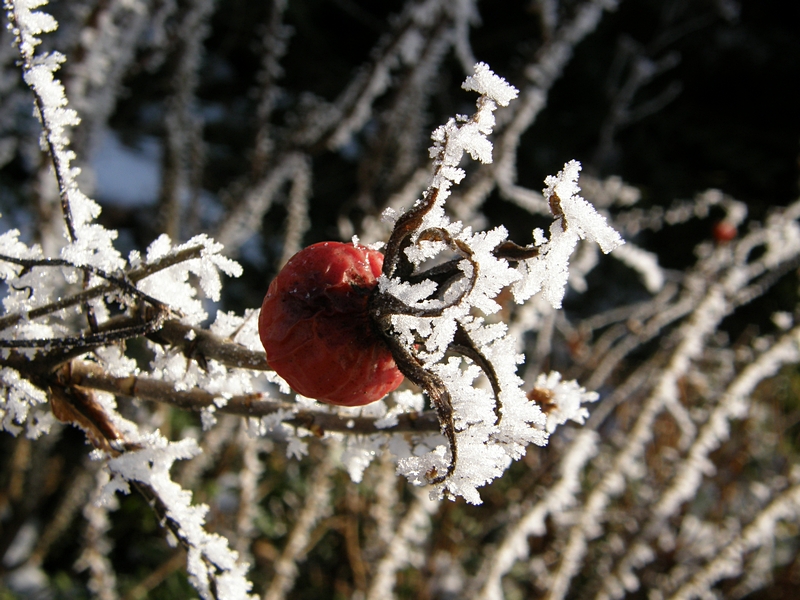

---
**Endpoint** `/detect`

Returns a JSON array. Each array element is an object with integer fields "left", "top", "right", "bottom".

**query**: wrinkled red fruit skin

[{"left": 259, "top": 242, "right": 404, "bottom": 406}]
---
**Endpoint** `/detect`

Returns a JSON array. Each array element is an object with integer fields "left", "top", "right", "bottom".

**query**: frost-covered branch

[
  {"left": 491, "top": 0, "right": 621, "bottom": 217},
  {"left": 158, "top": 0, "right": 215, "bottom": 240},
  {"left": 5, "top": 0, "right": 124, "bottom": 273},
  {"left": 2, "top": 1, "right": 798, "bottom": 598},
  {"left": 0, "top": 241, "right": 221, "bottom": 335},
  {"left": 59, "top": 359, "right": 442, "bottom": 435},
  {"left": 545, "top": 284, "right": 731, "bottom": 600},
  {"left": 473, "top": 429, "right": 600, "bottom": 600},
  {"left": 262, "top": 446, "right": 335, "bottom": 600},
  {"left": 5, "top": 0, "right": 82, "bottom": 241},
  {"left": 104, "top": 434, "right": 257, "bottom": 600},
  {"left": 215, "top": 152, "right": 311, "bottom": 255},
  {"left": 668, "top": 482, "right": 800, "bottom": 600},
  {"left": 372, "top": 63, "right": 622, "bottom": 503},
  {"left": 365, "top": 488, "right": 439, "bottom": 600},
  {"left": 598, "top": 324, "right": 800, "bottom": 598}
]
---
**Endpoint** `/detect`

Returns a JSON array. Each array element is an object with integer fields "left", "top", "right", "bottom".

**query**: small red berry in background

[
  {"left": 258, "top": 241, "right": 404, "bottom": 406},
  {"left": 712, "top": 220, "right": 737, "bottom": 243}
]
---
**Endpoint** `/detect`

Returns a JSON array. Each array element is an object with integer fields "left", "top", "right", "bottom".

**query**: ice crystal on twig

[
  {"left": 104, "top": 433, "right": 256, "bottom": 600},
  {"left": 2, "top": 1, "right": 799, "bottom": 598},
  {"left": 374, "top": 63, "right": 623, "bottom": 503}
]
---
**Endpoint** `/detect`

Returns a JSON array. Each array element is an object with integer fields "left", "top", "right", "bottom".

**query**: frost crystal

[
  {"left": 0, "top": 367, "right": 49, "bottom": 436},
  {"left": 532, "top": 372, "right": 599, "bottom": 433},
  {"left": 512, "top": 160, "right": 624, "bottom": 308},
  {"left": 137, "top": 234, "right": 243, "bottom": 324},
  {"left": 425, "top": 63, "right": 518, "bottom": 201},
  {"left": 341, "top": 435, "right": 384, "bottom": 483},
  {"left": 375, "top": 65, "right": 622, "bottom": 503},
  {"left": 461, "top": 61, "right": 520, "bottom": 106},
  {"left": 106, "top": 433, "right": 256, "bottom": 600}
]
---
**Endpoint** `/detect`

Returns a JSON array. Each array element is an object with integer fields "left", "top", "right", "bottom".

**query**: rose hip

[
  {"left": 258, "top": 242, "right": 404, "bottom": 406},
  {"left": 712, "top": 220, "right": 737, "bottom": 243}
]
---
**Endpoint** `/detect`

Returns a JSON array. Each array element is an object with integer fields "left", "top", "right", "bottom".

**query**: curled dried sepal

[{"left": 371, "top": 65, "right": 623, "bottom": 503}]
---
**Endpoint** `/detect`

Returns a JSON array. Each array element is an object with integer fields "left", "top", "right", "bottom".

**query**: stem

[
  {"left": 60, "top": 360, "right": 441, "bottom": 435},
  {"left": 0, "top": 245, "right": 206, "bottom": 333}
]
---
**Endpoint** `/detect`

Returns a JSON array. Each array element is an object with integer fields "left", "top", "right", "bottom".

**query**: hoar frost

[
  {"left": 373, "top": 64, "right": 624, "bottom": 503},
  {"left": 3, "top": 2, "right": 256, "bottom": 597},
  {"left": 103, "top": 433, "right": 256, "bottom": 600}
]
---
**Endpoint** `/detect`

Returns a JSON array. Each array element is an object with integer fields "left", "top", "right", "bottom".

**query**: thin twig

[
  {"left": 59, "top": 360, "right": 441, "bottom": 435},
  {"left": 0, "top": 244, "right": 206, "bottom": 333}
]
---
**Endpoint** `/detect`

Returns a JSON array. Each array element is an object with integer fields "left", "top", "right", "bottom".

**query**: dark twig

[
  {"left": 58, "top": 360, "right": 441, "bottom": 435},
  {"left": 5, "top": 4, "right": 78, "bottom": 242},
  {"left": 0, "top": 245, "right": 206, "bottom": 333},
  {"left": 146, "top": 319, "right": 270, "bottom": 371},
  {"left": 0, "top": 254, "right": 169, "bottom": 310}
]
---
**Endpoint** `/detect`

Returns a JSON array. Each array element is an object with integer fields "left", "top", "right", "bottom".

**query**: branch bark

[{"left": 59, "top": 360, "right": 440, "bottom": 435}]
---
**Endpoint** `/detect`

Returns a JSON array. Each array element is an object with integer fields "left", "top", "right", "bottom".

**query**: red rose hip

[
  {"left": 258, "top": 242, "right": 404, "bottom": 406},
  {"left": 712, "top": 220, "right": 737, "bottom": 243}
]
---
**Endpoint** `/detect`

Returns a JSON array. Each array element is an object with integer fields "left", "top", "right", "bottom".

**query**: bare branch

[
  {"left": 59, "top": 360, "right": 441, "bottom": 435},
  {"left": 0, "top": 244, "right": 208, "bottom": 333}
]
